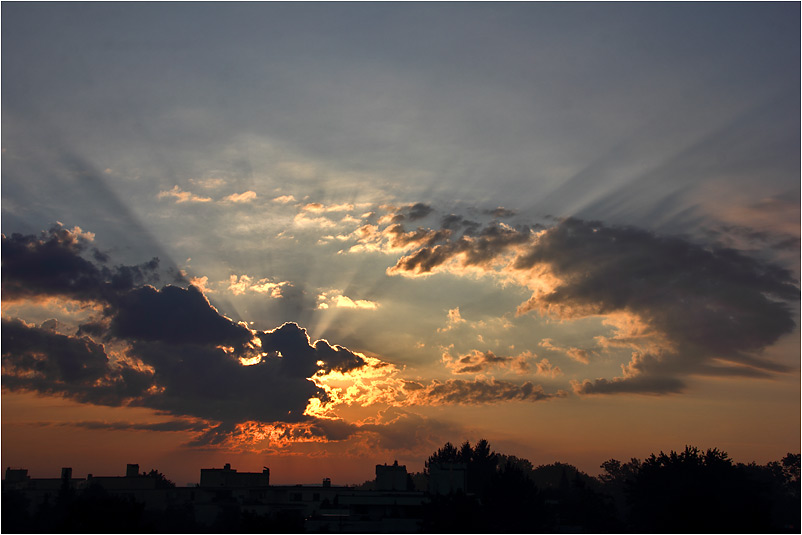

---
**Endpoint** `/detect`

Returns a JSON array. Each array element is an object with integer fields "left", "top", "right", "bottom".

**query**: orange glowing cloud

[
  {"left": 222, "top": 190, "right": 257, "bottom": 203},
  {"left": 157, "top": 185, "right": 212, "bottom": 203}
]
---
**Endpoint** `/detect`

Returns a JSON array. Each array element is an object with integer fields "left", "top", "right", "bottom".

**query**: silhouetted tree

[
  {"left": 598, "top": 457, "right": 641, "bottom": 523},
  {"left": 481, "top": 460, "right": 550, "bottom": 532},
  {"left": 144, "top": 469, "right": 175, "bottom": 489},
  {"left": 496, "top": 454, "right": 534, "bottom": 477},
  {"left": 467, "top": 439, "right": 498, "bottom": 496},
  {"left": 458, "top": 440, "right": 472, "bottom": 464},
  {"left": 421, "top": 492, "right": 484, "bottom": 533},
  {"left": 425, "top": 441, "right": 460, "bottom": 472},
  {"left": 624, "top": 445, "right": 788, "bottom": 533}
]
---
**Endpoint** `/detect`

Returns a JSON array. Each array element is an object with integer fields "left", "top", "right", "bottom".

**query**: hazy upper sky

[{"left": 2, "top": 2, "right": 799, "bottom": 485}]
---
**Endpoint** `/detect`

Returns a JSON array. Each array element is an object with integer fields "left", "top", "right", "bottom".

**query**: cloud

[
  {"left": 3, "top": 318, "right": 115, "bottom": 387},
  {"left": 293, "top": 212, "right": 339, "bottom": 229},
  {"left": 108, "top": 284, "right": 254, "bottom": 347},
  {"left": 485, "top": 207, "right": 516, "bottom": 219},
  {"left": 188, "top": 177, "right": 226, "bottom": 189},
  {"left": 513, "top": 219, "right": 798, "bottom": 372},
  {"left": 442, "top": 348, "right": 533, "bottom": 376},
  {"left": 3, "top": 308, "right": 373, "bottom": 431},
  {"left": 272, "top": 194, "right": 297, "bottom": 204},
  {"left": 1, "top": 228, "right": 383, "bottom": 443},
  {"left": 571, "top": 375, "right": 685, "bottom": 395},
  {"left": 157, "top": 185, "right": 213, "bottom": 203},
  {"left": 226, "top": 274, "right": 291, "bottom": 297},
  {"left": 533, "top": 358, "right": 563, "bottom": 378},
  {"left": 380, "top": 216, "right": 799, "bottom": 393},
  {"left": 316, "top": 290, "right": 379, "bottom": 310},
  {"left": 441, "top": 214, "right": 481, "bottom": 234},
  {"left": 378, "top": 202, "right": 435, "bottom": 225},
  {"left": 184, "top": 408, "right": 465, "bottom": 456},
  {"left": 1, "top": 222, "right": 565, "bottom": 450},
  {"left": 222, "top": 190, "right": 257, "bottom": 203},
  {"left": 70, "top": 419, "right": 210, "bottom": 433},
  {"left": 386, "top": 221, "right": 533, "bottom": 276},
  {"left": 2, "top": 224, "right": 162, "bottom": 303},
  {"left": 354, "top": 407, "right": 465, "bottom": 455},
  {"left": 401, "top": 378, "right": 568, "bottom": 405},
  {"left": 405, "top": 202, "right": 434, "bottom": 221},
  {"left": 437, "top": 307, "right": 467, "bottom": 332},
  {"left": 539, "top": 338, "right": 592, "bottom": 364},
  {"left": 301, "top": 202, "right": 355, "bottom": 213},
  {"left": 1, "top": 317, "right": 156, "bottom": 406}
]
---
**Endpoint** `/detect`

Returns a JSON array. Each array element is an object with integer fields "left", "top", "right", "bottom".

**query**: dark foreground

[{"left": 3, "top": 443, "right": 799, "bottom": 533}]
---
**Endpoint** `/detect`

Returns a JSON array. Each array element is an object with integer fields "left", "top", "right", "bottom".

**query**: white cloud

[
  {"left": 227, "top": 275, "right": 291, "bottom": 298},
  {"left": 317, "top": 290, "right": 379, "bottom": 310}
]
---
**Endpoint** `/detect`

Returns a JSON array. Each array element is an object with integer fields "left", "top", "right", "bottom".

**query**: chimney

[
  {"left": 323, "top": 477, "right": 331, "bottom": 488},
  {"left": 126, "top": 464, "right": 139, "bottom": 478},
  {"left": 61, "top": 467, "right": 72, "bottom": 480},
  {"left": 224, "top": 463, "right": 231, "bottom": 471}
]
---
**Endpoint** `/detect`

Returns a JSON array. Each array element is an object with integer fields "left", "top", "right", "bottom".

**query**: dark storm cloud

[
  {"left": 110, "top": 285, "right": 252, "bottom": 348},
  {"left": 122, "top": 337, "right": 322, "bottom": 423},
  {"left": 3, "top": 311, "right": 368, "bottom": 432},
  {"left": 389, "top": 221, "right": 532, "bottom": 275},
  {"left": 1, "top": 318, "right": 156, "bottom": 406},
  {"left": 257, "top": 322, "right": 367, "bottom": 376},
  {"left": 406, "top": 203, "right": 434, "bottom": 221},
  {"left": 387, "top": 216, "right": 799, "bottom": 393},
  {"left": 2, "top": 318, "right": 112, "bottom": 385},
  {"left": 389, "top": 203, "right": 435, "bottom": 223},
  {"left": 572, "top": 375, "right": 685, "bottom": 395},
  {"left": 1, "top": 228, "right": 370, "bottom": 440},
  {"left": 514, "top": 218, "right": 798, "bottom": 362},
  {"left": 441, "top": 214, "right": 481, "bottom": 235},
  {"left": 705, "top": 223, "right": 801, "bottom": 253},
  {"left": 4, "top": 309, "right": 369, "bottom": 427},
  {"left": 70, "top": 420, "right": 209, "bottom": 433},
  {"left": 1, "top": 224, "right": 161, "bottom": 302}
]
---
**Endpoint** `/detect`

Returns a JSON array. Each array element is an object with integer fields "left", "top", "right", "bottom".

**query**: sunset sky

[{"left": 2, "top": 2, "right": 799, "bottom": 487}]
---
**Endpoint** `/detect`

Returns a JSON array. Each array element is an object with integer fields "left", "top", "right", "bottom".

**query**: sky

[{"left": 2, "top": 2, "right": 800, "bottom": 486}]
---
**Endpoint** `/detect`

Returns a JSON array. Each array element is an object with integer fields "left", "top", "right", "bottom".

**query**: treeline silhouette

[
  {"left": 3, "top": 442, "right": 799, "bottom": 533},
  {"left": 418, "top": 441, "right": 799, "bottom": 533}
]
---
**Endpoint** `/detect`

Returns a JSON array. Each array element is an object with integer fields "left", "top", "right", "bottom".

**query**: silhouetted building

[
  {"left": 4, "top": 468, "right": 29, "bottom": 485},
  {"left": 3, "top": 466, "right": 85, "bottom": 512},
  {"left": 126, "top": 463, "right": 139, "bottom": 478},
  {"left": 4, "top": 462, "right": 427, "bottom": 532},
  {"left": 199, "top": 463, "right": 270, "bottom": 488},
  {"left": 375, "top": 460, "right": 407, "bottom": 491}
]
